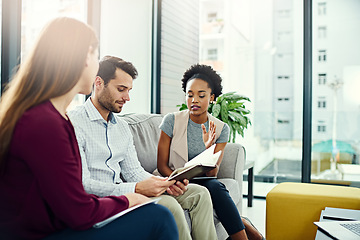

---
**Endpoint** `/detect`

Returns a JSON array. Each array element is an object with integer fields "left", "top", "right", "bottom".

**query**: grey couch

[{"left": 120, "top": 113, "right": 246, "bottom": 240}]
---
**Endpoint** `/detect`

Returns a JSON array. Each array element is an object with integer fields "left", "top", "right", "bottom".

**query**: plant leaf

[
  {"left": 232, "top": 94, "right": 248, "bottom": 100},
  {"left": 220, "top": 100, "right": 228, "bottom": 121},
  {"left": 232, "top": 122, "right": 244, "bottom": 137},
  {"left": 221, "top": 91, "right": 236, "bottom": 98},
  {"left": 228, "top": 114, "right": 235, "bottom": 122},
  {"left": 211, "top": 104, "right": 221, "bottom": 118},
  {"left": 232, "top": 131, "right": 236, "bottom": 143},
  {"left": 177, "top": 103, "right": 188, "bottom": 111},
  {"left": 228, "top": 124, "right": 235, "bottom": 142},
  {"left": 243, "top": 115, "right": 252, "bottom": 126},
  {"left": 235, "top": 107, "right": 251, "bottom": 115},
  {"left": 225, "top": 94, "right": 251, "bottom": 102},
  {"left": 208, "top": 103, "right": 214, "bottom": 113},
  {"left": 227, "top": 102, "right": 243, "bottom": 111},
  {"left": 216, "top": 95, "right": 223, "bottom": 104},
  {"left": 228, "top": 111, "right": 247, "bottom": 126}
]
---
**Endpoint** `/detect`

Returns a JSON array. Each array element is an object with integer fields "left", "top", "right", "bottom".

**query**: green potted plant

[{"left": 177, "top": 92, "right": 251, "bottom": 143}]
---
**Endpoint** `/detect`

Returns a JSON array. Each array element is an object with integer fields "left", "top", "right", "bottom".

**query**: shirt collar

[{"left": 84, "top": 98, "right": 117, "bottom": 124}]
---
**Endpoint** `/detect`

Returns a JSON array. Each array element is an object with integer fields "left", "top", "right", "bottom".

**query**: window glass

[
  {"left": 318, "top": 26, "right": 327, "bottom": 38},
  {"left": 318, "top": 73, "right": 327, "bottom": 84},
  {"left": 161, "top": 0, "right": 359, "bottom": 195},
  {"left": 312, "top": 0, "right": 360, "bottom": 182},
  {"left": 318, "top": 2, "right": 327, "bottom": 16},
  {"left": 318, "top": 50, "right": 327, "bottom": 62},
  {"left": 21, "top": 0, "right": 87, "bottom": 110},
  {"left": 199, "top": 0, "right": 303, "bottom": 196}
]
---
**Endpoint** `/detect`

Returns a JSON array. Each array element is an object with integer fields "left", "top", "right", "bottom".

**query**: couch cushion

[{"left": 119, "top": 113, "right": 163, "bottom": 173}]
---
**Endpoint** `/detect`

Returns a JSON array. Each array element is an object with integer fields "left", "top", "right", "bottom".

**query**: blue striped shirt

[{"left": 68, "top": 99, "right": 152, "bottom": 197}]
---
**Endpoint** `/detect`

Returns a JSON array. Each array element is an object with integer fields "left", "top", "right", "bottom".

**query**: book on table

[{"left": 168, "top": 145, "right": 222, "bottom": 181}]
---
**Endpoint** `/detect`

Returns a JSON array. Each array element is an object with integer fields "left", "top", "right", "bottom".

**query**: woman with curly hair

[{"left": 157, "top": 64, "right": 264, "bottom": 240}]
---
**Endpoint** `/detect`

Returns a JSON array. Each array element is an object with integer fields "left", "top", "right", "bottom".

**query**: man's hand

[
  {"left": 124, "top": 192, "right": 151, "bottom": 208},
  {"left": 202, "top": 121, "right": 216, "bottom": 149},
  {"left": 166, "top": 179, "right": 189, "bottom": 196},
  {"left": 135, "top": 176, "right": 176, "bottom": 197}
]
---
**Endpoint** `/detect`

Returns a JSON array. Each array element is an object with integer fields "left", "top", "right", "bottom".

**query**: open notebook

[
  {"left": 93, "top": 198, "right": 160, "bottom": 228},
  {"left": 168, "top": 145, "right": 221, "bottom": 181}
]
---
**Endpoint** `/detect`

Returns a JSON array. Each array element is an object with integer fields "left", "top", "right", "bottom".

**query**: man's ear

[{"left": 94, "top": 76, "right": 104, "bottom": 89}]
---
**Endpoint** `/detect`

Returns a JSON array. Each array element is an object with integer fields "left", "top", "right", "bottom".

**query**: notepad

[{"left": 93, "top": 198, "right": 160, "bottom": 228}]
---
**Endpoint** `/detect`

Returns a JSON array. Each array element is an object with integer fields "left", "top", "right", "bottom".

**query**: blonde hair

[{"left": 0, "top": 17, "right": 98, "bottom": 171}]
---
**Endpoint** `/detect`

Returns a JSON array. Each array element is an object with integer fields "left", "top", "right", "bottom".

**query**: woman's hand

[{"left": 202, "top": 121, "right": 216, "bottom": 149}]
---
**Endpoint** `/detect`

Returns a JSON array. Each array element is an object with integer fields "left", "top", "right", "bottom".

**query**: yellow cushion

[{"left": 266, "top": 182, "right": 360, "bottom": 240}]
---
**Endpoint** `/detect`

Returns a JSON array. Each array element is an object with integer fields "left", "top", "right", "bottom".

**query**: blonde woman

[{"left": 0, "top": 17, "right": 177, "bottom": 240}]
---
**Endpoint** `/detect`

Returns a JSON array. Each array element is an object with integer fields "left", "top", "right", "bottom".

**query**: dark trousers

[
  {"left": 43, "top": 204, "right": 178, "bottom": 240},
  {"left": 191, "top": 178, "right": 245, "bottom": 235}
]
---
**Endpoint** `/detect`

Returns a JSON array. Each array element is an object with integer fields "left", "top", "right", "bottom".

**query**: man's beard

[{"left": 98, "top": 93, "right": 123, "bottom": 114}]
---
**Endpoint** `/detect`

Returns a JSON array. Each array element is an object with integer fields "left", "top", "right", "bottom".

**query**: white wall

[{"left": 100, "top": 0, "right": 153, "bottom": 114}]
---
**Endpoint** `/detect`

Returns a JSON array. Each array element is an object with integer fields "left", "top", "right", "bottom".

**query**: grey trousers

[{"left": 154, "top": 183, "right": 217, "bottom": 240}]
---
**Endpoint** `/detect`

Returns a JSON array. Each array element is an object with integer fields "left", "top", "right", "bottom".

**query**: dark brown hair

[{"left": 97, "top": 56, "right": 138, "bottom": 85}]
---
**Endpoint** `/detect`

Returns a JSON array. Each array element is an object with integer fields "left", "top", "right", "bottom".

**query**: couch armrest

[
  {"left": 217, "top": 143, "right": 246, "bottom": 213},
  {"left": 217, "top": 143, "right": 245, "bottom": 181}
]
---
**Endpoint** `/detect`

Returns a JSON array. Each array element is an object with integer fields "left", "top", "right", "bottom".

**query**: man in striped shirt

[{"left": 68, "top": 56, "right": 217, "bottom": 240}]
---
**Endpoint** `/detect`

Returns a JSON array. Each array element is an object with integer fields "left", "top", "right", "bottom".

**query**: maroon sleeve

[{"left": 14, "top": 107, "right": 129, "bottom": 230}]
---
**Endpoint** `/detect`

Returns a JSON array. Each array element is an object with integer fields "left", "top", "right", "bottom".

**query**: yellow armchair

[{"left": 266, "top": 182, "right": 360, "bottom": 240}]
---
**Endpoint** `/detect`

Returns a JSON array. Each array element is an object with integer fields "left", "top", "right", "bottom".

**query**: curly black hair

[{"left": 181, "top": 64, "right": 223, "bottom": 98}]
